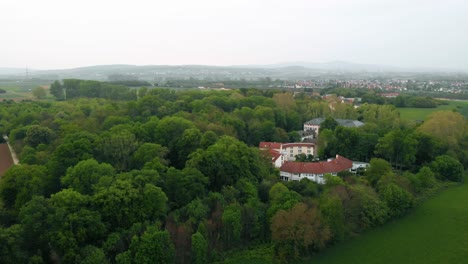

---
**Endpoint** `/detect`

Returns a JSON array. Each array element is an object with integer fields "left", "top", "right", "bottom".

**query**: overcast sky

[{"left": 1, "top": 0, "right": 467, "bottom": 70}]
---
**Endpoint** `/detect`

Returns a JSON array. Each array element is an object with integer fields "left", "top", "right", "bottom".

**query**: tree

[
  {"left": 417, "top": 111, "right": 466, "bottom": 149},
  {"left": 365, "top": 158, "right": 393, "bottom": 186},
  {"left": 271, "top": 203, "right": 330, "bottom": 259},
  {"left": 92, "top": 180, "right": 167, "bottom": 230},
  {"left": 116, "top": 227, "right": 175, "bottom": 264},
  {"left": 47, "top": 189, "right": 106, "bottom": 263},
  {"left": 32, "top": 86, "right": 46, "bottom": 99},
  {"left": 222, "top": 203, "right": 242, "bottom": 248},
  {"left": 375, "top": 130, "right": 418, "bottom": 170},
  {"left": 97, "top": 130, "right": 138, "bottom": 172},
  {"left": 24, "top": 125, "right": 55, "bottom": 148},
  {"left": 191, "top": 232, "right": 208, "bottom": 264},
  {"left": 319, "top": 117, "right": 339, "bottom": 132},
  {"left": 378, "top": 183, "right": 413, "bottom": 218},
  {"left": 61, "top": 159, "right": 115, "bottom": 195},
  {"left": 50, "top": 80, "right": 64, "bottom": 99},
  {"left": 431, "top": 155, "right": 464, "bottom": 182},
  {"left": 0, "top": 165, "right": 51, "bottom": 211},
  {"left": 187, "top": 136, "right": 269, "bottom": 191}
]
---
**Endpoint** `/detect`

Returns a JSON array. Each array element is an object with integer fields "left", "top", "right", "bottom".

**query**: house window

[
  {"left": 307, "top": 150, "right": 311, "bottom": 154},
  {"left": 298, "top": 149, "right": 302, "bottom": 153},
  {"left": 290, "top": 154, "right": 293, "bottom": 157},
  {"left": 290, "top": 149, "right": 293, "bottom": 153}
]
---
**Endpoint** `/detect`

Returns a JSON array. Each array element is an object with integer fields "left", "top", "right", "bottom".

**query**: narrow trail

[{"left": 3, "top": 135, "right": 19, "bottom": 165}]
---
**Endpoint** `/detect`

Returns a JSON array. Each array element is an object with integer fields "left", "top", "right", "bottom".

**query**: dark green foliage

[
  {"left": 191, "top": 232, "right": 208, "bottom": 264},
  {"left": 61, "top": 159, "right": 115, "bottom": 195},
  {"left": 378, "top": 183, "right": 413, "bottom": 218},
  {"left": 187, "top": 136, "right": 269, "bottom": 191},
  {"left": 0, "top": 165, "right": 51, "bottom": 211},
  {"left": 116, "top": 227, "right": 175, "bottom": 264},
  {"left": 319, "top": 116, "right": 339, "bottom": 132},
  {"left": 24, "top": 125, "right": 55, "bottom": 147},
  {"left": 50, "top": 80, "right": 64, "bottom": 100},
  {"left": 431, "top": 155, "right": 464, "bottom": 182}
]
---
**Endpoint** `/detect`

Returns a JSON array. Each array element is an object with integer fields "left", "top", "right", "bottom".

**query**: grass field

[
  {"left": 398, "top": 100, "right": 468, "bottom": 120},
  {"left": 303, "top": 179, "right": 468, "bottom": 264},
  {"left": 0, "top": 80, "right": 52, "bottom": 100}
]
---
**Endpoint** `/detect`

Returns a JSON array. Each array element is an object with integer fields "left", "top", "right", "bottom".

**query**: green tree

[
  {"left": 431, "top": 155, "right": 464, "bottom": 182},
  {"left": 0, "top": 165, "right": 51, "bottom": 211},
  {"left": 375, "top": 130, "right": 418, "bottom": 170},
  {"left": 97, "top": 130, "right": 138, "bottom": 171},
  {"left": 61, "top": 159, "right": 115, "bottom": 195},
  {"left": 191, "top": 232, "right": 208, "bottom": 264},
  {"left": 93, "top": 180, "right": 167, "bottom": 230},
  {"left": 24, "top": 125, "right": 55, "bottom": 148},
  {"left": 50, "top": 80, "right": 64, "bottom": 100},
  {"left": 32, "top": 86, "right": 46, "bottom": 99},
  {"left": 187, "top": 136, "right": 269, "bottom": 191},
  {"left": 378, "top": 183, "right": 413, "bottom": 218},
  {"left": 116, "top": 227, "right": 175, "bottom": 264},
  {"left": 271, "top": 203, "right": 330, "bottom": 259},
  {"left": 365, "top": 158, "right": 393, "bottom": 186},
  {"left": 222, "top": 203, "right": 242, "bottom": 248}
]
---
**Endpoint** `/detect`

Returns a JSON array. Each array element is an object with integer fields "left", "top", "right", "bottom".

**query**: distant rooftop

[{"left": 305, "top": 118, "right": 364, "bottom": 127}]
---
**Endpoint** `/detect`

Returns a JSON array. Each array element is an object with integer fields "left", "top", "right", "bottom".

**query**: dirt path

[
  {"left": 2, "top": 136, "right": 19, "bottom": 164},
  {"left": 0, "top": 144, "right": 14, "bottom": 176}
]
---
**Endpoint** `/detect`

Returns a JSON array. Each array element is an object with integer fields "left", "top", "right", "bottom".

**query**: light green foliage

[{"left": 32, "top": 86, "right": 46, "bottom": 99}]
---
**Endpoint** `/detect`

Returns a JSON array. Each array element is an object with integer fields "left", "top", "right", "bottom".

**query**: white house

[
  {"left": 279, "top": 155, "right": 353, "bottom": 184},
  {"left": 259, "top": 142, "right": 317, "bottom": 167}
]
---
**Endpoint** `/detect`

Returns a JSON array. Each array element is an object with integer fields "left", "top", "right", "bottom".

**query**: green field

[
  {"left": 303, "top": 180, "right": 468, "bottom": 264},
  {"left": 398, "top": 100, "right": 468, "bottom": 120},
  {"left": 0, "top": 80, "right": 52, "bottom": 100}
]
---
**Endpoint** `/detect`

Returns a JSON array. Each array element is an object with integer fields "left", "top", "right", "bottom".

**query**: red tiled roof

[
  {"left": 282, "top": 143, "right": 315, "bottom": 148},
  {"left": 280, "top": 155, "right": 352, "bottom": 174},
  {"left": 269, "top": 149, "right": 281, "bottom": 162},
  {"left": 258, "top": 142, "right": 282, "bottom": 149}
]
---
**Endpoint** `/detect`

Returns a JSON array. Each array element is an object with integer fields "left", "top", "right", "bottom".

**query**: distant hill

[
  {"left": 0, "top": 67, "right": 32, "bottom": 75},
  {"left": 0, "top": 62, "right": 466, "bottom": 81}
]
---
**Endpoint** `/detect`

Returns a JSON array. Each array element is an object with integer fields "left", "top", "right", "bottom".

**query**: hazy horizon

[{"left": 2, "top": 0, "right": 467, "bottom": 71}]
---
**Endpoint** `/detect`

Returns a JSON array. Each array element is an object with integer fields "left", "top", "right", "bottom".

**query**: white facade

[
  {"left": 280, "top": 171, "right": 329, "bottom": 184},
  {"left": 282, "top": 143, "right": 316, "bottom": 161}
]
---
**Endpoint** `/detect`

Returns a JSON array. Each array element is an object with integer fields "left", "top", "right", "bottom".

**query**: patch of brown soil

[{"left": 0, "top": 144, "right": 14, "bottom": 176}]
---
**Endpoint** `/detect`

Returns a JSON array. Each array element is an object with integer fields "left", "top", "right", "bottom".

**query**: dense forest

[{"left": 0, "top": 80, "right": 466, "bottom": 263}]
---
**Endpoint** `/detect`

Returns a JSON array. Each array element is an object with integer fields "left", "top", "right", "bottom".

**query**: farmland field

[
  {"left": 303, "top": 179, "right": 468, "bottom": 264},
  {"left": 398, "top": 100, "right": 468, "bottom": 120},
  {"left": 0, "top": 79, "right": 52, "bottom": 100}
]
